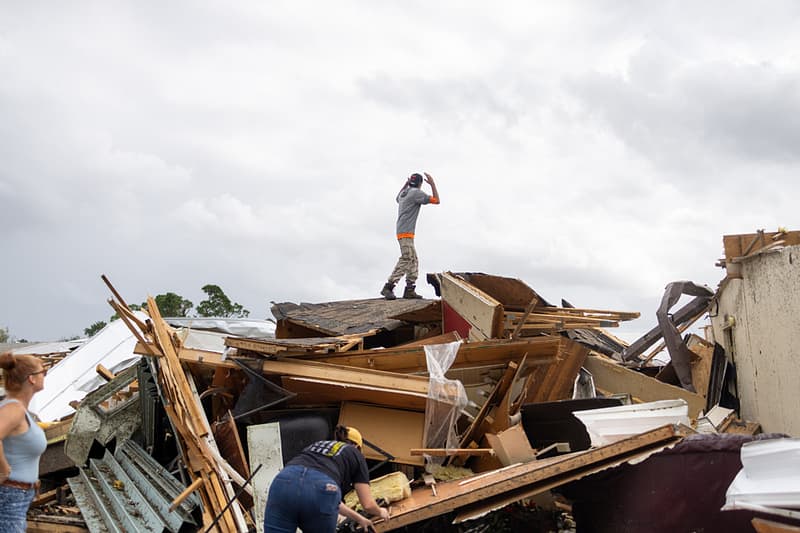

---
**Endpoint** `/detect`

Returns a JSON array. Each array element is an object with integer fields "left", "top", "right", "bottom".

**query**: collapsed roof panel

[
  {"left": 30, "top": 313, "right": 147, "bottom": 422},
  {"left": 270, "top": 298, "right": 439, "bottom": 337}
]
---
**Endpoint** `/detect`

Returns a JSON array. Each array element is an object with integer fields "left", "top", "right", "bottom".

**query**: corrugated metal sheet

[{"left": 68, "top": 439, "right": 200, "bottom": 533}]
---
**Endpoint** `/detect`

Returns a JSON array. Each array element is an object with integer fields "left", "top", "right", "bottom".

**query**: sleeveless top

[{"left": 0, "top": 399, "right": 48, "bottom": 483}]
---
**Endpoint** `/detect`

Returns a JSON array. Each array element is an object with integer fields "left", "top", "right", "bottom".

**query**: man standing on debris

[
  {"left": 264, "top": 425, "right": 390, "bottom": 532},
  {"left": 0, "top": 352, "right": 48, "bottom": 532},
  {"left": 381, "top": 172, "right": 440, "bottom": 300}
]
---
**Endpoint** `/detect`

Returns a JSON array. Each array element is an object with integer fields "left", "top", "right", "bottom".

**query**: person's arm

[
  {"left": 354, "top": 482, "right": 391, "bottom": 521},
  {"left": 424, "top": 173, "right": 440, "bottom": 204},
  {"left": 0, "top": 403, "right": 25, "bottom": 483},
  {"left": 338, "top": 501, "right": 375, "bottom": 531}
]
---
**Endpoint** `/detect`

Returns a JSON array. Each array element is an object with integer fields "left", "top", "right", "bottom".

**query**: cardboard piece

[{"left": 485, "top": 424, "right": 536, "bottom": 466}]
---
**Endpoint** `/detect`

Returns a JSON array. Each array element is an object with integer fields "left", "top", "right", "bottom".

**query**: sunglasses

[{"left": 28, "top": 369, "right": 47, "bottom": 377}]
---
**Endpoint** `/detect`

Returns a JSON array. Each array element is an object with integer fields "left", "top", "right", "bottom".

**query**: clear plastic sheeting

[{"left": 422, "top": 341, "right": 467, "bottom": 467}]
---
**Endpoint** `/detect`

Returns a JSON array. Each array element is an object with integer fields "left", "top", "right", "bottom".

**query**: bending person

[
  {"left": 264, "top": 425, "right": 390, "bottom": 532},
  {"left": 0, "top": 352, "right": 48, "bottom": 532}
]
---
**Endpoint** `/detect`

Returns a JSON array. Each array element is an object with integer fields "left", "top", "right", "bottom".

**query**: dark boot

[
  {"left": 381, "top": 282, "right": 397, "bottom": 300},
  {"left": 403, "top": 283, "right": 423, "bottom": 299}
]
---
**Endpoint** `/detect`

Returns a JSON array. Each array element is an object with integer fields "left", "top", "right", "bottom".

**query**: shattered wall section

[{"left": 711, "top": 245, "right": 800, "bottom": 436}]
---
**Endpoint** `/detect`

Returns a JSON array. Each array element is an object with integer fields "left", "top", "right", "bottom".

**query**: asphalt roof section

[{"left": 270, "top": 298, "right": 439, "bottom": 336}]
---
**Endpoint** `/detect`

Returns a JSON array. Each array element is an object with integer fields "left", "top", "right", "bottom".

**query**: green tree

[
  {"left": 0, "top": 326, "right": 9, "bottom": 343},
  {"left": 84, "top": 321, "right": 107, "bottom": 337},
  {"left": 154, "top": 292, "right": 193, "bottom": 317},
  {"left": 196, "top": 284, "right": 250, "bottom": 318},
  {"left": 108, "top": 303, "right": 144, "bottom": 323}
]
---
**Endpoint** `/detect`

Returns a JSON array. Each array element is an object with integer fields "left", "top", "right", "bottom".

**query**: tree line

[{"left": 83, "top": 284, "right": 250, "bottom": 337}]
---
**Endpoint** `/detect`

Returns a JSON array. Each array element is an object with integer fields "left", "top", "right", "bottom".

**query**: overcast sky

[{"left": 2, "top": 2, "right": 799, "bottom": 343}]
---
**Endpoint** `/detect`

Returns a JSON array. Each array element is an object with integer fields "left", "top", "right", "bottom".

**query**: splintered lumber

[
  {"left": 723, "top": 230, "right": 800, "bottom": 262},
  {"left": 504, "top": 306, "right": 639, "bottom": 333},
  {"left": 524, "top": 336, "right": 589, "bottom": 404},
  {"left": 456, "top": 361, "right": 519, "bottom": 452},
  {"left": 138, "top": 297, "right": 247, "bottom": 532},
  {"left": 377, "top": 424, "right": 690, "bottom": 531},
  {"left": 296, "top": 337, "right": 562, "bottom": 373}
]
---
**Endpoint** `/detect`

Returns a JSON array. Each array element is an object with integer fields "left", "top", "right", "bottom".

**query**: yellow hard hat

[{"left": 346, "top": 427, "right": 363, "bottom": 448}]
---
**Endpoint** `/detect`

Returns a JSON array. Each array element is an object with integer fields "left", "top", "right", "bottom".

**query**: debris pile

[{"left": 8, "top": 228, "right": 800, "bottom": 532}]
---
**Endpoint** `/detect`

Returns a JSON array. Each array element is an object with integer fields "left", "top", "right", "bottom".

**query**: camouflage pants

[{"left": 388, "top": 238, "right": 419, "bottom": 285}]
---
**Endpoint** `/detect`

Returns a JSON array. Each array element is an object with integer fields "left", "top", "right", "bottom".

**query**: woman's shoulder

[{"left": 0, "top": 400, "right": 26, "bottom": 427}]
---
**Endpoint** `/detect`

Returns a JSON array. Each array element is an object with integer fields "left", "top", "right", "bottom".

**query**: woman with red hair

[{"left": 0, "top": 352, "right": 48, "bottom": 531}]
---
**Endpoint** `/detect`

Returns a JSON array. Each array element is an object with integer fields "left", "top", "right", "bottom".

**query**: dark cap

[{"left": 408, "top": 173, "right": 423, "bottom": 187}]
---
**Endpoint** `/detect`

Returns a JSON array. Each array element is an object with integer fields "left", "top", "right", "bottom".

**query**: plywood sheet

[
  {"left": 584, "top": 355, "right": 705, "bottom": 419},
  {"left": 338, "top": 402, "right": 425, "bottom": 466},
  {"left": 440, "top": 272, "right": 503, "bottom": 340}
]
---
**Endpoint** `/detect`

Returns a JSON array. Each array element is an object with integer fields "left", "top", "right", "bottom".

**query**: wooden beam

[
  {"left": 298, "top": 337, "right": 562, "bottom": 373},
  {"left": 95, "top": 364, "right": 116, "bottom": 382},
  {"left": 410, "top": 448, "right": 495, "bottom": 456},
  {"left": 169, "top": 478, "right": 204, "bottom": 512},
  {"left": 177, "top": 348, "right": 433, "bottom": 395},
  {"left": 511, "top": 297, "right": 539, "bottom": 339}
]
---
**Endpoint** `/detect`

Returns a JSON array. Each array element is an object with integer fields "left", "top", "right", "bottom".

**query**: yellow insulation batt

[{"left": 344, "top": 471, "right": 411, "bottom": 510}]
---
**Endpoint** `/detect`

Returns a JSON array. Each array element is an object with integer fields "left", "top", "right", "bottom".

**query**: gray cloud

[{"left": 2, "top": 2, "right": 799, "bottom": 342}]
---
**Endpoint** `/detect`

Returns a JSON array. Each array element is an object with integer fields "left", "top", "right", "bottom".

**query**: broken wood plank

[
  {"left": 377, "top": 424, "right": 689, "bottom": 531},
  {"left": 456, "top": 361, "right": 519, "bottom": 451},
  {"left": 176, "top": 347, "right": 434, "bottom": 396},
  {"left": 296, "top": 337, "right": 562, "bottom": 373},
  {"left": 396, "top": 330, "right": 461, "bottom": 348},
  {"left": 525, "top": 336, "right": 588, "bottom": 404},
  {"left": 510, "top": 296, "right": 539, "bottom": 339},
  {"left": 410, "top": 448, "right": 495, "bottom": 456},
  {"left": 95, "top": 364, "right": 116, "bottom": 382},
  {"left": 145, "top": 297, "right": 245, "bottom": 532},
  {"left": 169, "top": 478, "right": 204, "bottom": 512}
]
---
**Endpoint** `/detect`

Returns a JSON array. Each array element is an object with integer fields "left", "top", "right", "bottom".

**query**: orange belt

[{"left": 2, "top": 479, "right": 40, "bottom": 491}]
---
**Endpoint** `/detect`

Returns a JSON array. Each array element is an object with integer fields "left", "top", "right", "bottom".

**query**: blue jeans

[
  {"left": 0, "top": 484, "right": 35, "bottom": 532},
  {"left": 264, "top": 465, "right": 341, "bottom": 533}
]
